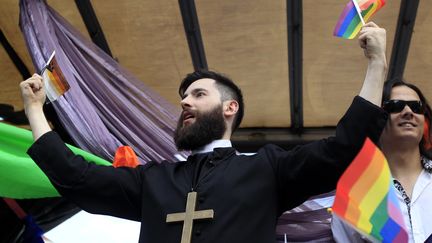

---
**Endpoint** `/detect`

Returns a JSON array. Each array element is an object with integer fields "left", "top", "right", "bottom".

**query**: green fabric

[{"left": 0, "top": 122, "right": 111, "bottom": 199}]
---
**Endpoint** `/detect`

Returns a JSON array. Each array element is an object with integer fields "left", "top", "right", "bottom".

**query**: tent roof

[{"left": 2, "top": 0, "right": 431, "bottom": 130}]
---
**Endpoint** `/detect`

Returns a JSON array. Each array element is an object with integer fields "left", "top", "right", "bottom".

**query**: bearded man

[{"left": 22, "top": 23, "right": 387, "bottom": 243}]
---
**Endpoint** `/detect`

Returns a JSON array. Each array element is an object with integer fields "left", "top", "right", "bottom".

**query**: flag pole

[{"left": 352, "top": 0, "right": 366, "bottom": 25}]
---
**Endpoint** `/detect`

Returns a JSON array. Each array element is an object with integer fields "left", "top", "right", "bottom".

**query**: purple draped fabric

[
  {"left": 19, "top": 0, "right": 184, "bottom": 162},
  {"left": 276, "top": 192, "right": 336, "bottom": 242}
]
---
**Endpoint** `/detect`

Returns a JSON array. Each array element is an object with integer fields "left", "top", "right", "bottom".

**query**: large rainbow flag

[
  {"left": 332, "top": 138, "right": 408, "bottom": 242},
  {"left": 334, "top": 0, "right": 386, "bottom": 39}
]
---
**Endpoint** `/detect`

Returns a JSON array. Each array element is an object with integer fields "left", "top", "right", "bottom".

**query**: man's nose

[
  {"left": 180, "top": 96, "right": 192, "bottom": 109},
  {"left": 401, "top": 105, "right": 414, "bottom": 118}
]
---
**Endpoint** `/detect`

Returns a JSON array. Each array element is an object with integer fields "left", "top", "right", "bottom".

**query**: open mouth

[
  {"left": 398, "top": 122, "right": 417, "bottom": 128},
  {"left": 182, "top": 110, "right": 195, "bottom": 124}
]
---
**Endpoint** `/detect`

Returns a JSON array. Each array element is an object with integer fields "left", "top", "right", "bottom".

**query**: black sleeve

[
  {"left": 263, "top": 96, "right": 388, "bottom": 213},
  {"left": 27, "top": 131, "right": 145, "bottom": 221}
]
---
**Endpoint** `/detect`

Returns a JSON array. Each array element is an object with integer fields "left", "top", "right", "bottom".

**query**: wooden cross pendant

[{"left": 166, "top": 191, "right": 214, "bottom": 243}]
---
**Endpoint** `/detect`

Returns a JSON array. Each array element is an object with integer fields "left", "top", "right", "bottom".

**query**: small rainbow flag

[
  {"left": 332, "top": 137, "right": 408, "bottom": 242},
  {"left": 334, "top": 0, "right": 386, "bottom": 39},
  {"left": 42, "top": 51, "right": 70, "bottom": 102}
]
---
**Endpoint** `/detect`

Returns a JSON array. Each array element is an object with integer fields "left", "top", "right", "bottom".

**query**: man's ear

[{"left": 223, "top": 100, "right": 239, "bottom": 118}]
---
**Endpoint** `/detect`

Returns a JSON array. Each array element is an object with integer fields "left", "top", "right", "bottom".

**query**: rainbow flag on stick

[
  {"left": 332, "top": 138, "right": 408, "bottom": 243},
  {"left": 334, "top": 0, "right": 386, "bottom": 39},
  {"left": 42, "top": 51, "right": 70, "bottom": 102}
]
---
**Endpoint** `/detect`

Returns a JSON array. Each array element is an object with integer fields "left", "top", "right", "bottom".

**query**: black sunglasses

[{"left": 382, "top": 100, "right": 425, "bottom": 114}]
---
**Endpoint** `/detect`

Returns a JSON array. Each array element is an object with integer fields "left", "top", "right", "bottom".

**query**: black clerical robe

[{"left": 27, "top": 96, "right": 388, "bottom": 243}]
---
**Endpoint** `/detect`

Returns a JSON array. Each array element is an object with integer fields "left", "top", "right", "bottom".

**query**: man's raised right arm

[{"left": 358, "top": 22, "right": 387, "bottom": 106}]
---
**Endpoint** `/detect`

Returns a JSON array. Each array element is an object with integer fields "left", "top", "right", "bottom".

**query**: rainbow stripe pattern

[
  {"left": 332, "top": 138, "right": 408, "bottom": 242},
  {"left": 42, "top": 51, "right": 70, "bottom": 101},
  {"left": 334, "top": 0, "right": 386, "bottom": 39}
]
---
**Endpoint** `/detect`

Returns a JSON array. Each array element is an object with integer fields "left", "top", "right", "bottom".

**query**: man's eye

[{"left": 196, "top": 92, "right": 204, "bottom": 97}]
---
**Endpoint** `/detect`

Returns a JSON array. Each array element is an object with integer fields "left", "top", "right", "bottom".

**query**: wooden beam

[
  {"left": 388, "top": 0, "right": 420, "bottom": 80},
  {"left": 287, "top": 0, "right": 303, "bottom": 133},
  {"left": 178, "top": 0, "right": 208, "bottom": 70},
  {"left": 232, "top": 127, "right": 335, "bottom": 152},
  {"left": 75, "top": 0, "right": 113, "bottom": 57},
  {"left": 0, "top": 29, "right": 31, "bottom": 79}
]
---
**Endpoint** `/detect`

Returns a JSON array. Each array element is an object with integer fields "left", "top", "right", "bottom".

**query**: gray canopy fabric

[{"left": 20, "top": 0, "right": 184, "bottom": 162}]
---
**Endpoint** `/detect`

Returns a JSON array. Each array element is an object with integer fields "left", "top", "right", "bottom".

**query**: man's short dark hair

[{"left": 179, "top": 70, "right": 244, "bottom": 133}]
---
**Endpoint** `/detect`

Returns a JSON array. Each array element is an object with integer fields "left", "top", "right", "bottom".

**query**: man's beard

[{"left": 174, "top": 105, "right": 226, "bottom": 151}]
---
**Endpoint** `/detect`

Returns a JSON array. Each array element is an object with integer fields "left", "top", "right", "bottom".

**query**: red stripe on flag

[{"left": 332, "top": 138, "right": 376, "bottom": 216}]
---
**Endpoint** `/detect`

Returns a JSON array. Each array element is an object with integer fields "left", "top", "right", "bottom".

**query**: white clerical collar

[{"left": 192, "top": 140, "right": 232, "bottom": 155}]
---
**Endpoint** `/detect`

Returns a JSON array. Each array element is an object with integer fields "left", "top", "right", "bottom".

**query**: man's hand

[
  {"left": 357, "top": 22, "right": 387, "bottom": 106},
  {"left": 358, "top": 22, "right": 386, "bottom": 60},
  {"left": 20, "top": 74, "right": 46, "bottom": 112},
  {"left": 20, "top": 74, "right": 51, "bottom": 141}
]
